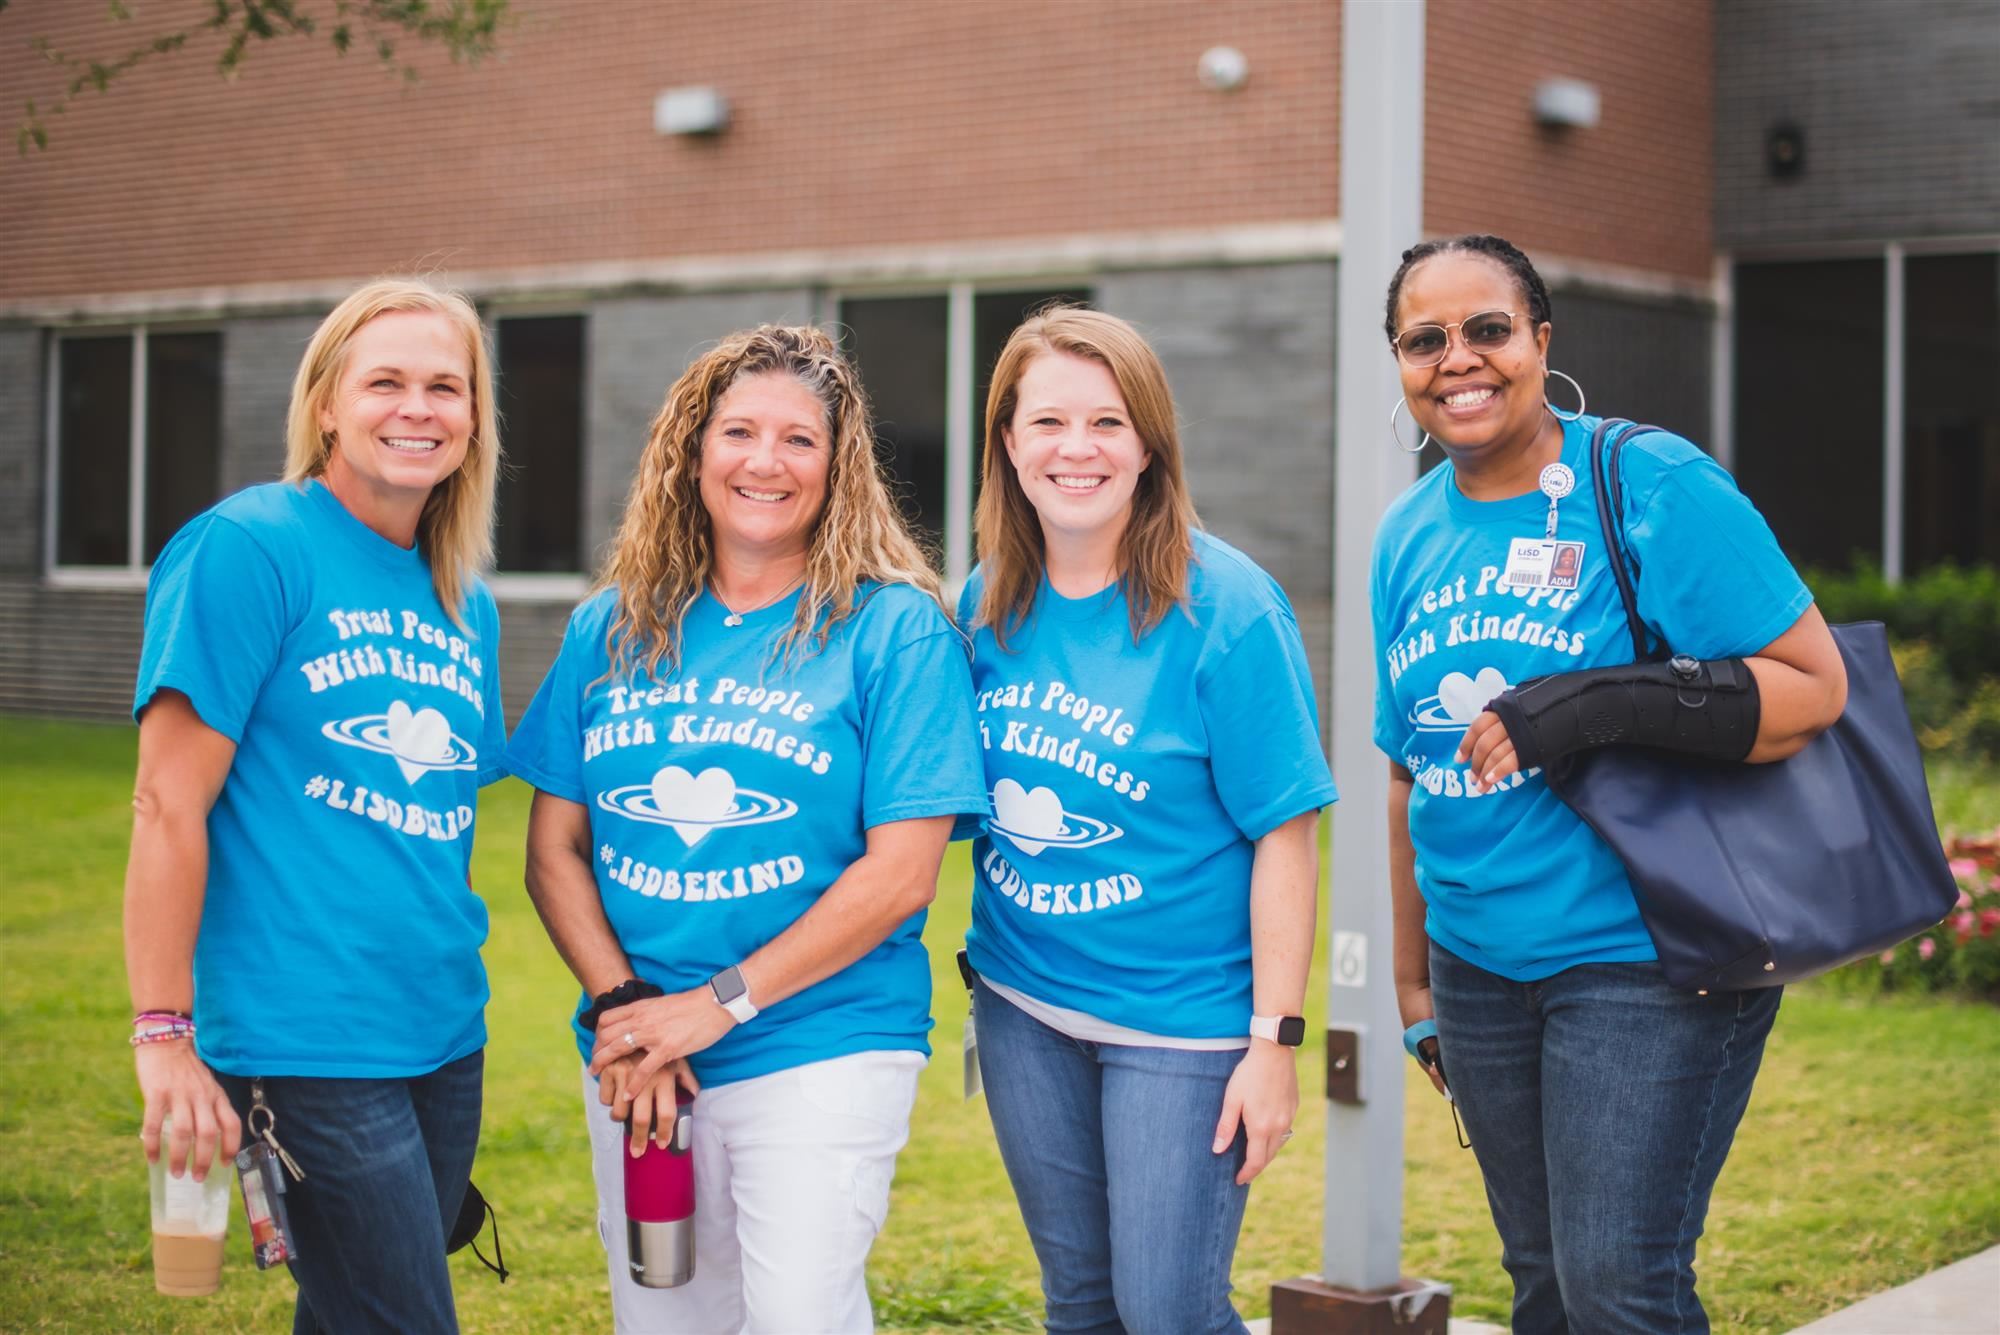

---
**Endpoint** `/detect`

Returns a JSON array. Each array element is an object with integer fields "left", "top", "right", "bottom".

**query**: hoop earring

[
  {"left": 1544, "top": 368, "right": 1587, "bottom": 423},
  {"left": 1389, "top": 396, "right": 1431, "bottom": 455}
]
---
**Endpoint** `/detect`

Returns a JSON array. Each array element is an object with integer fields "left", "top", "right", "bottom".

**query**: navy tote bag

[{"left": 1540, "top": 419, "right": 1957, "bottom": 993}]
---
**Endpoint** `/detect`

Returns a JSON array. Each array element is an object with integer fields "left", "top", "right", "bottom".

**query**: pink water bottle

[{"left": 624, "top": 1090, "right": 695, "bottom": 1288}]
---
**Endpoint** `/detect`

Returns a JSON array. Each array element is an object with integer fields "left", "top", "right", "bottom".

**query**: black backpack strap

[{"left": 1584, "top": 417, "right": 1666, "bottom": 663}]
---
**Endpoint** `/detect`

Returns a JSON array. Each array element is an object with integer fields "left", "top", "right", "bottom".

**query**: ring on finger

[
  {"left": 1280, "top": 1128, "right": 1295, "bottom": 1143},
  {"left": 624, "top": 1031, "right": 636, "bottom": 1048}
]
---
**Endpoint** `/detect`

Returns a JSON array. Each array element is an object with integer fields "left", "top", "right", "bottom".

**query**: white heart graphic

[
  {"left": 993, "top": 778, "right": 1066, "bottom": 857},
  {"left": 650, "top": 766, "right": 737, "bottom": 848},
  {"left": 385, "top": 700, "right": 455, "bottom": 783},
  {"left": 1437, "top": 667, "right": 1510, "bottom": 726}
]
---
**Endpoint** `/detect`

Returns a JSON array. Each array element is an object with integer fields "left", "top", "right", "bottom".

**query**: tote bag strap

[{"left": 1584, "top": 417, "right": 1667, "bottom": 663}]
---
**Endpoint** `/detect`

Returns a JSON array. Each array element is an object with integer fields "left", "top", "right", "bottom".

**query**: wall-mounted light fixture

[
  {"left": 1532, "top": 77, "right": 1601, "bottom": 130},
  {"left": 655, "top": 87, "right": 730, "bottom": 137},
  {"left": 1766, "top": 121, "right": 1806, "bottom": 179},
  {"left": 1197, "top": 46, "right": 1249, "bottom": 92}
]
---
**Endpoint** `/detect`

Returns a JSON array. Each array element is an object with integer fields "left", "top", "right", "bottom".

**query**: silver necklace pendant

[{"left": 723, "top": 613, "right": 744, "bottom": 627}]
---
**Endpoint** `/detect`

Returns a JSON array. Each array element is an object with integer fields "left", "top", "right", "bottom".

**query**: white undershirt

[{"left": 981, "top": 978, "right": 1250, "bottom": 1052}]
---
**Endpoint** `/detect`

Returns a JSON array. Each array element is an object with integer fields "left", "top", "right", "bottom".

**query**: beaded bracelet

[
  {"left": 135, "top": 1010, "right": 193, "bottom": 1027},
  {"left": 130, "top": 1025, "right": 196, "bottom": 1047}
]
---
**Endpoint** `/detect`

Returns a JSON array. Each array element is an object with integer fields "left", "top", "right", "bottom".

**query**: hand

[
  {"left": 588, "top": 989, "right": 734, "bottom": 1087},
  {"left": 1456, "top": 709, "right": 1521, "bottom": 793},
  {"left": 1212, "top": 1040, "right": 1299, "bottom": 1186},
  {"left": 1397, "top": 983, "right": 1450, "bottom": 1100},
  {"left": 597, "top": 1052, "right": 700, "bottom": 1156},
  {"left": 135, "top": 1039, "right": 242, "bottom": 1182}
]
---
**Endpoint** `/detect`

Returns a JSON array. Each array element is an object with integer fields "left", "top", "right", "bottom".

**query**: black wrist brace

[
  {"left": 576, "top": 977, "right": 665, "bottom": 1033},
  {"left": 1488, "top": 654, "right": 1761, "bottom": 772}
]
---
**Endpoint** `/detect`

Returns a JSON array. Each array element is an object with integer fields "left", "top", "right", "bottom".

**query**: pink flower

[
  {"left": 1953, "top": 912, "right": 1976, "bottom": 943},
  {"left": 1958, "top": 888, "right": 1975, "bottom": 909},
  {"left": 1948, "top": 857, "right": 1979, "bottom": 881},
  {"left": 1918, "top": 937, "right": 1936, "bottom": 961},
  {"left": 1980, "top": 909, "right": 2000, "bottom": 938},
  {"left": 1879, "top": 949, "right": 1897, "bottom": 966}
]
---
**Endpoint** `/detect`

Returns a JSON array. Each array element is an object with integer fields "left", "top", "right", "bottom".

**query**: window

[
  {"left": 493, "top": 314, "right": 586, "bottom": 573},
  {"left": 839, "top": 286, "right": 1089, "bottom": 583},
  {"left": 1904, "top": 253, "right": 1998, "bottom": 571},
  {"left": 51, "top": 328, "right": 223, "bottom": 569},
  {"left": 1732, "top": 259, "right": 1885, "bottom": 571}
]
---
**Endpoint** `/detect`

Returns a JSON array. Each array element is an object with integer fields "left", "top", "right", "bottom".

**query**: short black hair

[{"left": 1382, "top": 234, "right": 1553, "bottom": 342}]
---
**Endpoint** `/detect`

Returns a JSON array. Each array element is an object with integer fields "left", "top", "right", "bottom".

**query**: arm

[
  {"left": 523, "top": 790, "right": 697, "bottom": 1131},
  {"left": 125, "top": 690, "right": 245, "bottom": 1180},
  {"left": 592, "top": 814, "right": 955, "bottom": 1085},
  {"left": 1388, "top": 763, "right": 1448, "bottom": 1097},
  {"left": 1459, "top": 604, "right": 1848, "bottom": 791},
  {"left": 523, "top": 790, "right": 639, "bottom": 999},
  {"left": 1212, "top": 808, "right": 1318, "bottom": 1185}
]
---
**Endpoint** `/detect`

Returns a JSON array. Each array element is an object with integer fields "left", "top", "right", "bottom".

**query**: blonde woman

[
  {"left": 959, "top": 309, "right": 1337, "bottom": 1332},
  {"left": 506, "top": 325, "right": 985, "bottom": 1332},
  {"left": 125, "top": 278, "right": 507, "bottom": 1332}
]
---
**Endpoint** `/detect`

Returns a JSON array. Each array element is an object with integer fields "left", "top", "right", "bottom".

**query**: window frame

[
  {"left": 43, "top": 321, "right": 225, "bottom": 588},
  {"left": 1722, "top": 233, "right": 2000, "bottom": 581},
  {"left": 831, "top": 274, "right": 1092, "bottom": 595}
]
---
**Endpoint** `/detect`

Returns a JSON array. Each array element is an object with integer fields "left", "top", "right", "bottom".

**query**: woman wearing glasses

[{"left": 1371, "top": 235, "right": 1846, "bottom": 1331}]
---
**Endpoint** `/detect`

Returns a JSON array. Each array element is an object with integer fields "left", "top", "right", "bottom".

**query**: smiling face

[
  {"left": 697, "top": 371, "right": 832, "bottom": 564},
  {"left": 316, "top": 310, "right": 475, "bottom": 526},
  {"left": 1393, "top": 252, "right": 1552, "bottom": 462},
  {"left": 1002, "top": 351, "right": 1151, "bottom": 555}
]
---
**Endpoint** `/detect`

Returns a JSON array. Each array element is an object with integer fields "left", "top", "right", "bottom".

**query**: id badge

[
  {"left": 1503, "top": 537, "right": 1585, "bottom": 590},
  {"left": 235, "top": 1142, "right": 300, "bottom": 1268},
  {"left": 963, "top": 1010, "right": 984, "bottom": 1102}
]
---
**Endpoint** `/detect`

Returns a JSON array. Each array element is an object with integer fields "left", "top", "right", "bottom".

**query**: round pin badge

[{"left": 1538, "top": 462, "right": 1576, "bottom": 500}]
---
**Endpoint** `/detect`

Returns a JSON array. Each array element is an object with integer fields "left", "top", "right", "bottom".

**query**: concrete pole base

[{"left": 1270, "top": 1277, "right": 1451, "bottom": 1334}]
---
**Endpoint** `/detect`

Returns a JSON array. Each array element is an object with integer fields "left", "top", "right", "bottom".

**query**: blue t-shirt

[
  {"left": 134, "top": 479, "right": 507, "bottom": 1077},
  {"left": 959, "top": 532, "right": 1339, "bottom": 1038},
  {"left": 505, "top": 581, "right": 987, "bottom": 1087},
  {"left": 1370, "top": 414, "right": 1813, "bottom": 981}
]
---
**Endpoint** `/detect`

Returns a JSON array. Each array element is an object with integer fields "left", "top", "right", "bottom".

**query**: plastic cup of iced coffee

[{"left": 149, "top": 1117, "right": 230, "bottom": 1296}]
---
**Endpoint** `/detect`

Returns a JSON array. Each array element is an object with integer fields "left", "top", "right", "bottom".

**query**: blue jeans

[
  {"left": 973, "top": 978, "right": 1251, "bottom": 1335},
  {"left": 1429, "top": 944, "right": 1780, "bottom": 1334},
  {"left": 219, "top": 1050, "right": 483, "bottom": 1335}
]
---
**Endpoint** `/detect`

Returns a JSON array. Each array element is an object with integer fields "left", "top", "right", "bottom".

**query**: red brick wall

[
  {"left": 1425, "top": 0, "right": 1713, "bottom": 280},
  {"left": 0, "top": 0, "right": 1339, "bottom": 300},
  {"left": 1, "top": 1, "right": 1712, "bottom": 301}
]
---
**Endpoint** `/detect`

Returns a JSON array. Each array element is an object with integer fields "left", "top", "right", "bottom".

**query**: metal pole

[{"left": 1325, "top": 0, "right": 1424, "bottom": 1294}]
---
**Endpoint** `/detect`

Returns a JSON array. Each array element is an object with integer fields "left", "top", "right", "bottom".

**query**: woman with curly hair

[{"left": 506, "top": 324, "right": 986, "bottom": 1332}]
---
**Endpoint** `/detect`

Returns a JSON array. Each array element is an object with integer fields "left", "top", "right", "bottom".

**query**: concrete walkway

[
  {"left": 1787, "top": 1244, "right": 2000, "bottom": 1333},
  {"left": 1244, "top": 1245, "right": 2000, "bottom": 1333}
]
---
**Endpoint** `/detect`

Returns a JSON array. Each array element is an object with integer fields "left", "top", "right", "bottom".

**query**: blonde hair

[
  {"left": 599, "top": 324, "right": 941, "bottom": 681},
  {"left": 974, "top": 307, "right": 1200, "bottom": 648},
  {"left": 283, "top": 278, "right": 499, "bottom": 626}
]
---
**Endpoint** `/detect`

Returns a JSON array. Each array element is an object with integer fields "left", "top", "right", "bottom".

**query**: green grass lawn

[{"left": 1, "top": 717, "right": 1995, "bottom": 1333}]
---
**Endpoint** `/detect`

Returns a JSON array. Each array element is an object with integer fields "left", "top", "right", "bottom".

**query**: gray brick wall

[
  {"left": 221, "top": 315, "right": 318, "bottom": 493},
  {"left": 0, "top": 327, "right": 44, "bottom": 574},
  {"left": 585, "top": 290, "right": 816, "bottom": 563},
  {"left": 1094, "top": 262, "right": 1337, "bottom": 712},
  {"left": 1717, "top": 0, "right": 2000, "bottom": 247},
  {"left": 1552, "top": 287, "right": 1714, "bottom": 443}
]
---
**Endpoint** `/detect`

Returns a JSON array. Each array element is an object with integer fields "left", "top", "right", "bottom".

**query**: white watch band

[
  {"left": 1249, "top": 1013, "right": 1281, "bottom": 1043},
  {"left": 710, "top": 966, "right": 758, "bottom": 1024}
]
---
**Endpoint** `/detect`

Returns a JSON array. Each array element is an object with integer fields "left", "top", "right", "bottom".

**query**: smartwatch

[
  {"left": 709, "top": 965, "right": 758, "bottom": 1024},
  {"left": 1250, "top": 1013, "right": 1307, "bottom": 1046}
]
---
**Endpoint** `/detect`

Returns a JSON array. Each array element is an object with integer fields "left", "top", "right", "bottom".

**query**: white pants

[{"left": 582, "top": 1050, "right": 925, "bottom": 1334}]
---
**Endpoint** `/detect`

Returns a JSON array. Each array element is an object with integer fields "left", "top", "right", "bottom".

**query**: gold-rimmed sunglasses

[{"left": 1389, "top": 310, "right": 1522, "bottom": 368}]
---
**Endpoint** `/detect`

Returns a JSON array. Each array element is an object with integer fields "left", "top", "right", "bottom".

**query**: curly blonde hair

[
  {"left": 599, "top": 324, "right": 941, "bottom": 681},
  {"left": 974, "top": 307, "right": 1200, "bottom": 649},
  {"left": 283, "top": 278, "right": 499, "bottom": 627}
]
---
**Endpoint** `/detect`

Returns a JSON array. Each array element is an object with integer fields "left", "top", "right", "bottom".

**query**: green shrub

[
  {"left": 1806, "top": 560, "right": 2000, "bottom": 686},
  {"left": 1830, "top": 827, "right": 2000, "bottom": 1001},
  {"left": 1813, "top": 562, "right": 2000, "bottom": 762}
]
